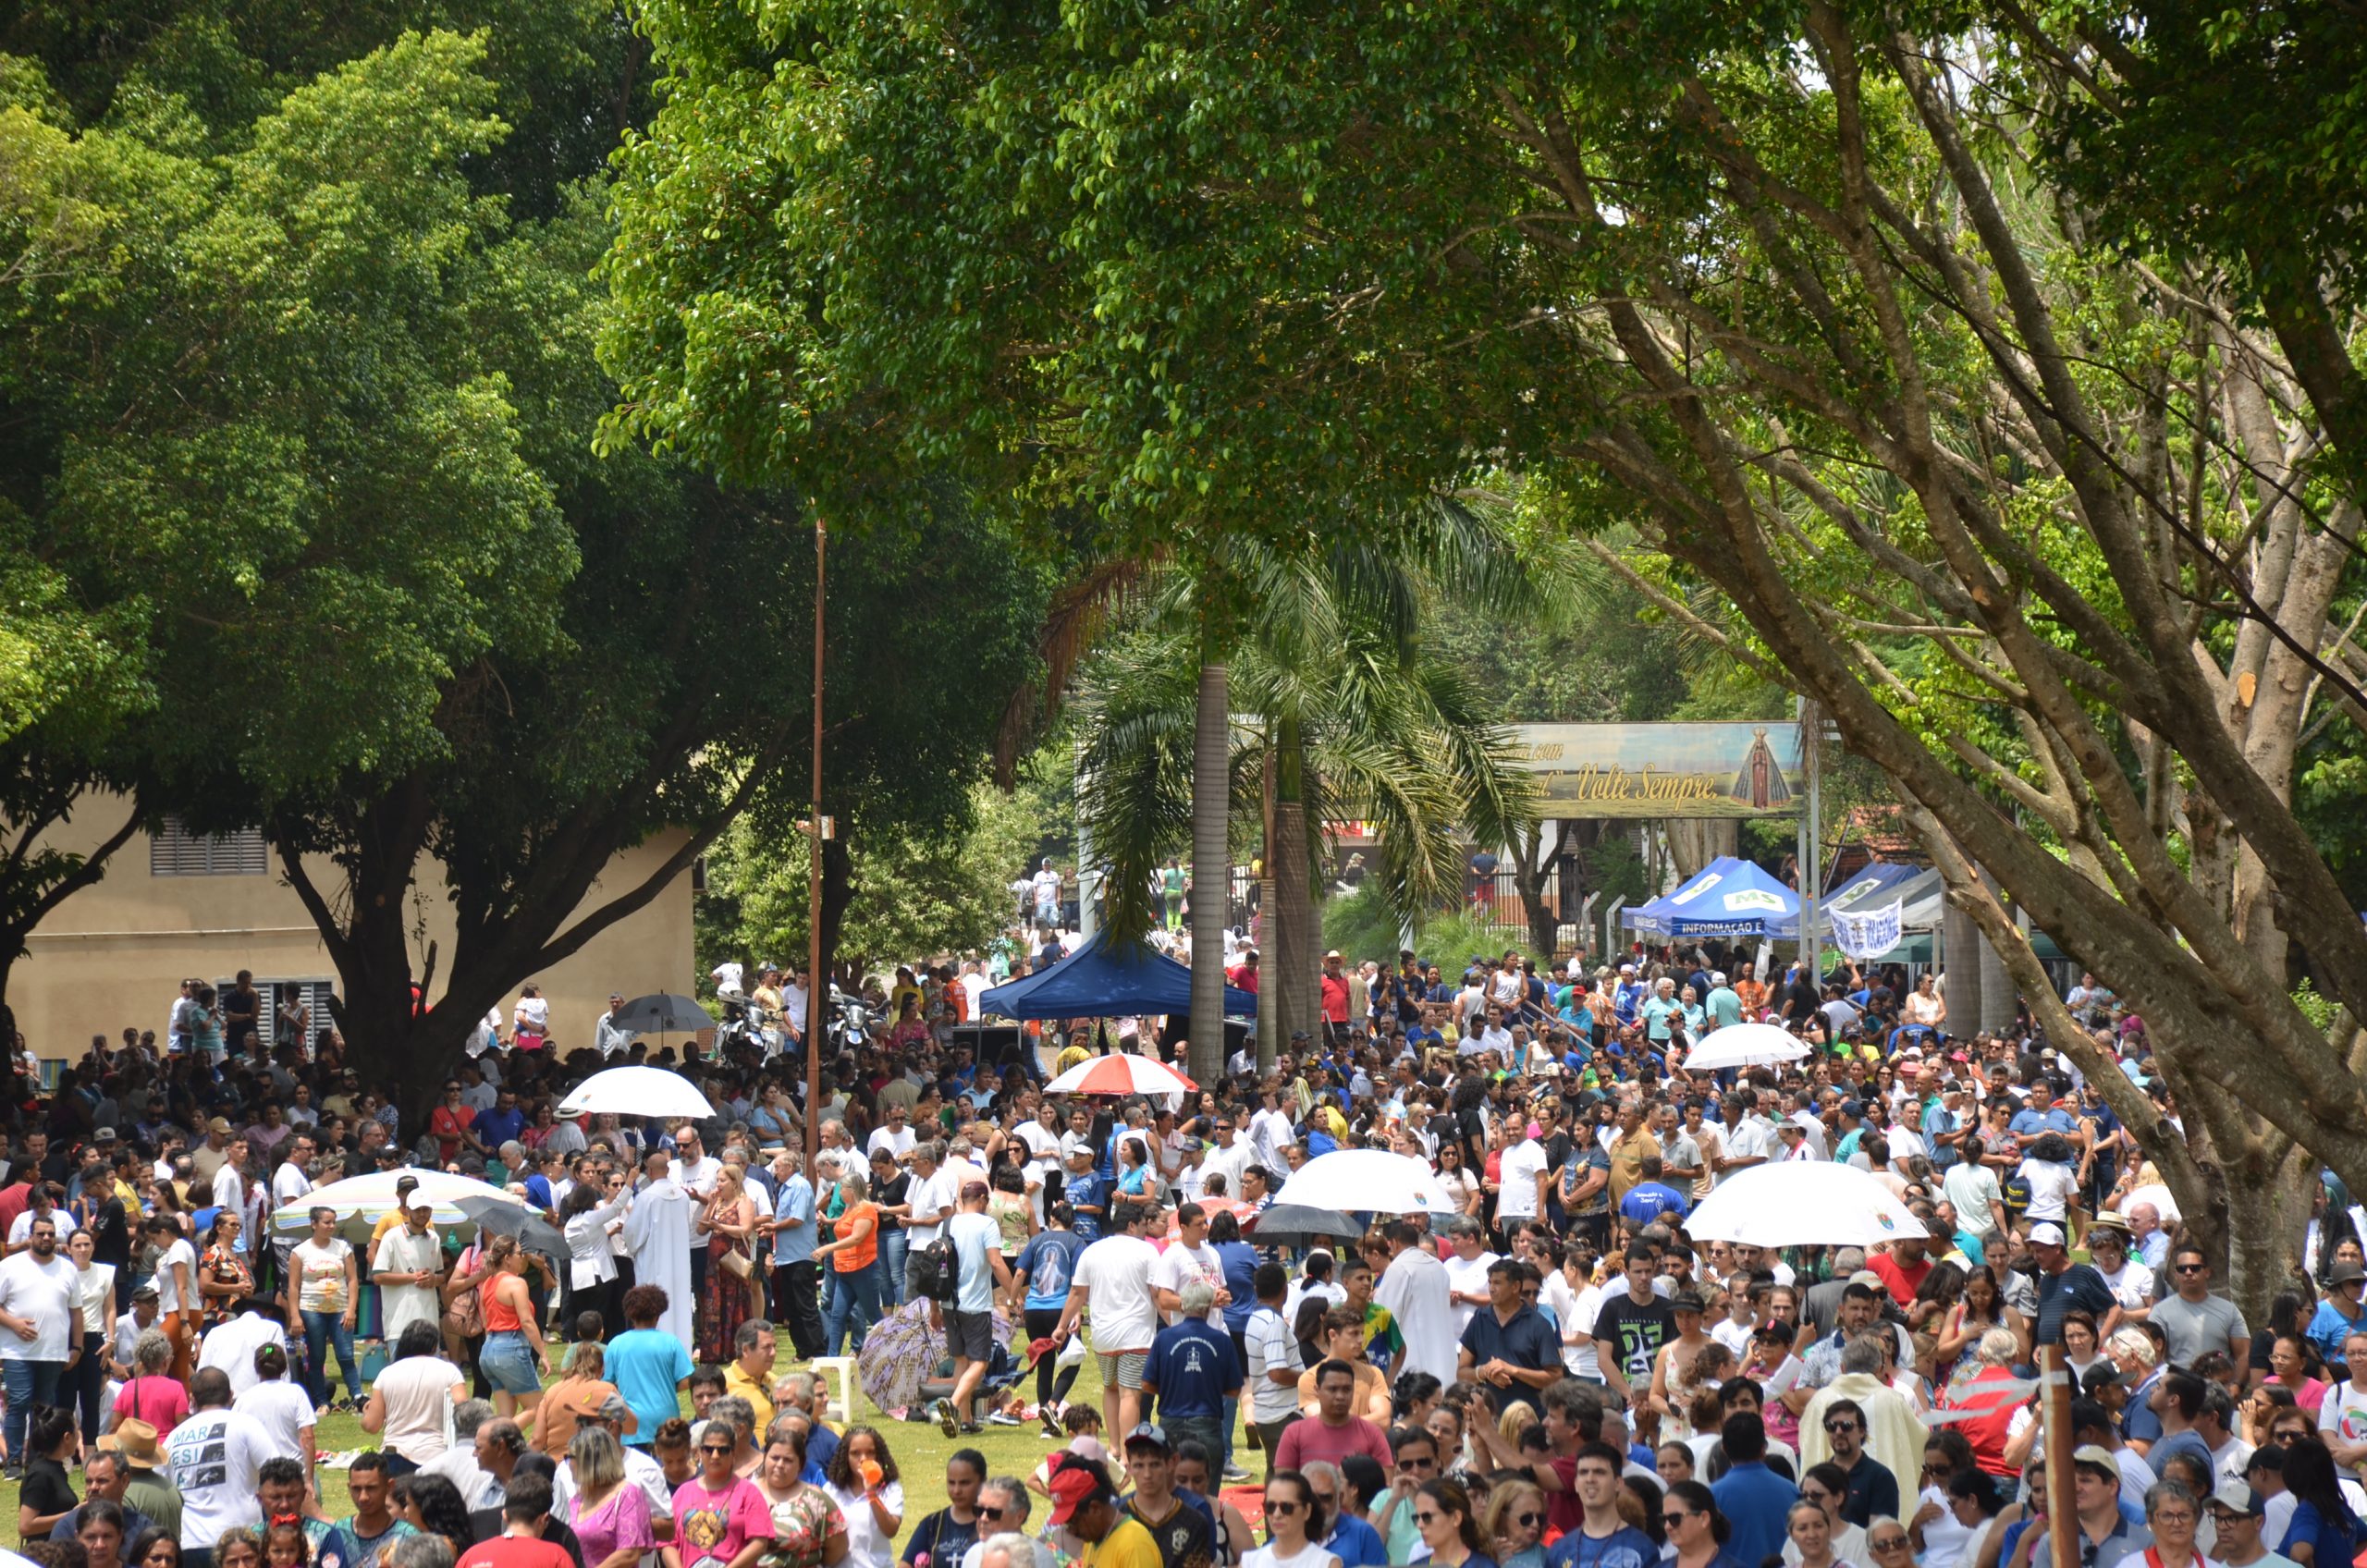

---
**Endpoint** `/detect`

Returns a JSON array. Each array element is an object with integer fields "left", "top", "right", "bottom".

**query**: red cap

[{"left": 1047, "top": 1464, "right": 1103, "bottom": 1525}]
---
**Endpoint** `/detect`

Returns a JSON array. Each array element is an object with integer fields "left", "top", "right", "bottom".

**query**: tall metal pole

[{"left": 804, "top": 521, "right": 827, "bottom": 1184}]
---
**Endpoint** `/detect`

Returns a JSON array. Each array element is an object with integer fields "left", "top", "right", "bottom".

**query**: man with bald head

[{"left": 2127, "top": 1203, "right": 2169, "bottom": 1271}]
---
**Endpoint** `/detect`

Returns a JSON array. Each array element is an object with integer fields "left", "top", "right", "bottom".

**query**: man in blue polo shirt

[
  {"left": 1458, "top": 1259, "right": 1562, "bottom": 1415},
  {"left": 1142, "top": 1280, "right": 1241, "bottom": 1463}
]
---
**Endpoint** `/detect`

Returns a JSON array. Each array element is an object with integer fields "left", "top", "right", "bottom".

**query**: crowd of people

[{"left": 0, "top": 913, "right": 2350, "bottom": 1568}]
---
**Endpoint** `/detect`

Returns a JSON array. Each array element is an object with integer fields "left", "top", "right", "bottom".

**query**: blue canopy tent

[
  {"left": 1769, "top": 861, "right": 1930, "bottom": 941},
  {"left": 1622, "top": 855, "right": 1802, "bottom": 937},
  {"left": 978, "top": 929, "right": 1258, "bottom": 1020}
]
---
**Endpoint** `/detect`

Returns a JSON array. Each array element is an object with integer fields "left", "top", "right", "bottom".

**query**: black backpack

[{"left": 914, "top": 1233, "right": 960, "bottom": 1303}]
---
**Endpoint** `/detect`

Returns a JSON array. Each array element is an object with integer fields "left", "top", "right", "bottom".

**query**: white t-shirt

[
  {"left": 271, "top": 1162, "right": 313, "bottom": 1217},
  {"left": 905, "top": 1168, "right": 961, "bottom": 1246},
  {"left": 669, "top": 1154, "right": 722, "bottom": 1201},
  {"left": 865, "top": 1125, "right": 917, "bottom": 1165},
  {"left": 153, "top": 1238, "right": 199, "bottom": 1316},
  {"left": 1244, "top": 1541, "right": 1342, "bottom": 1568},
  {"left": 373, "top": 1228, "right": 444, "bottom": 1339},
  {"left": 289, "top": 1239, "right": 355, "bottom": 1315},
  {"left": 1441, "top": 1250, "right": 1500, "bottom": 1333},
  {"left": 166, "top": 1406, "right": 274, "bottom": 1548},
  {"left": 1154, "top": 1240, "right": 1223, "bottom": 1324},
  {"left": 197, "top": 1314, "right": 287, "bottom": 1399},
  {"left": 1499, "top": 1140, "right": 1548, "bottom": 1219},
  {"left": 826, "top": 1478, "right": 904, "bottom": 1568},
  {"left": 0, "top": 1251, "right": 78, "bottom": 1361},
  {"left": 374, "top": 1354, "right": 464, "bottom": 1464},
  {"left": 2017, "top": 1158, "right": 2079, "bottom": 1222},
  {"left": 232, "top": 1378, "right": 316, "bottom": 1460},
  {"left": 212, "top": 1163, "right": 245, "bottom": 1218},
  {"left": 1542, "top": 1274, "right": 1604, "bottom": 1380},
  {"left": 1073, "top": 1233, "right": 1163, "bottom": 1354}
]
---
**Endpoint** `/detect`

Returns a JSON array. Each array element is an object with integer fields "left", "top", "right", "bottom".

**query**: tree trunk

[
  {"left": 1271, "top": 711, "right": 1318, "bottom": 1054},
  {"left": 1257, "top": 735, "right": 1279, "bottom": 1073},
  {"left": 1512, "top": 820, "right": 1576, "bottom": 962},
  {"left": 819, "top": 834, "right": 853, "bottom": 986},
  {"left": 1187, "top": 661, "right": 1230, "bottom": 1084},
  {"left": 1666, "top": 819, "right": 1737, "bottom": 880}
]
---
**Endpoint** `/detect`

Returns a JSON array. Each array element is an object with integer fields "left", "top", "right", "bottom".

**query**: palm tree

[{"left": 1073, "top": 502, "right": 1549, "bottom": 1075}]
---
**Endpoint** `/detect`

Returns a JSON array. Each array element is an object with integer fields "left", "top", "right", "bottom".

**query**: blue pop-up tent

[
  {"left": 977, "top": 929, "right": 1258, "bottom": 1021},
  {"left": 1623, "top": 855, "right": 1801, "bottom": 937}
]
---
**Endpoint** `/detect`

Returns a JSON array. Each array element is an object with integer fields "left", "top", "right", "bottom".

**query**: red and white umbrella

[{"left": 1044, "top": 1054, "right": 1198, "bottom": 1096}]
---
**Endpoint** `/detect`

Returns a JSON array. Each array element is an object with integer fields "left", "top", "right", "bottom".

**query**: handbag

[
  {"left": 444, "top": 1244, "right": 485, "bottom": 1338},
  {"left": 721, "top": 1245, "right": 754, "bottom": 1280}
]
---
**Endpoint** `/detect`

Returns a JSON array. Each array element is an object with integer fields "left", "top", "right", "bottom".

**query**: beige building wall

[{"left": 12, "top": 795, "right": 694, "bottom": 1062}]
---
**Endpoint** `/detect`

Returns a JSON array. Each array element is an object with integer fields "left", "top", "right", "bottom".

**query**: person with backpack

[{"left": 929, "top": 1181, "right": 1015, "bottom": 1437}]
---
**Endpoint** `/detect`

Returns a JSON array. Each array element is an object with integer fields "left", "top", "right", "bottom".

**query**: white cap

[
  {"left": 2030, "top": 1221, "right": 2067, "bottom": 1246},
  {"left": 1619, "top": 964, "right": 1636, "bottom": 974}
]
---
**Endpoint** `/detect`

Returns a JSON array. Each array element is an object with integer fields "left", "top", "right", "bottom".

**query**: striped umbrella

[{"left": 1043, "top": 1055, "right": 1197, "bottom": 1096}]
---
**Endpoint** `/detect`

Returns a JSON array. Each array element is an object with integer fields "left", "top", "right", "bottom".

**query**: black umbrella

[
  {"left": 1243, "top": 1203, "right": 1369, "bottom": 1247},
  {"left": 458, "top": 1194, "right": 567, "bottom": 1259},
  {"left": 611, "top": 993, "right": 714, "bottom": 1033}
]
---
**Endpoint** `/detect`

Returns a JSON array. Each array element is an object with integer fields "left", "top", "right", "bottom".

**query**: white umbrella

[
  {"left": 557, "top": 1065, "right": 717, "bottom": 1121},
  {"left": 1272, "top": 1149, "right": 1457, "bottom": 1217},
  {"left": 1681, "top": 1023, "right": 1809, "bottom": 1072},
  {"left": 1043, "top": 1055, "right": 1197, "bottom": 1097},
  {"left": 1681, "top": 1160, "right": 1933, "bottom": 1249},
  {"left": 268, "top": 1168, "right": 527, "bottom": 1241}
]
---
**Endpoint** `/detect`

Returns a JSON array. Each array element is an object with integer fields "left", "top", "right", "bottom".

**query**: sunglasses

[
  {"left": 1413, "top": 1512, "right": 1443, "bottom": 1526},
  {"left": 1267, "top": 1501, "right": 1300, "bottom": 1516},
  {"left": 1665, "top": 1511, "right": 1695, "bottom": 1525},
  {"left": 2174, "top": 1263, "right": 2206, "bottom": 1274},
  {"left": 700, "top": 1444, "right": 734, "bottom": 1455},
  {"left": 1515, "top": 1512, "right": 1542, "bottom": 1528},
  {"left": 1399, "top": 1456, "right": 1437, "bottom": 1471},
  {"left": 1874, "top": 1539, "right": 1912, "bottom": 1551},
  {"left": 1824, "top": 1422, "right": 1861, "bottom": 1435},
  {"left": 978, "top": 1507, "right": 1007, "bottom": 1522}
]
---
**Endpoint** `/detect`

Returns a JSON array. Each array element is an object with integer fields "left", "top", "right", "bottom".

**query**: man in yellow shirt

[
  {"left": 1047, "top": 1454, "right": 1162, "bottom": 1568},
  {"left": 720, "top": 1318, "right": 777, "bottom": 1432},
  {"left": 1606, "top": 1101, "right": 1661, "bottom": 1205}
]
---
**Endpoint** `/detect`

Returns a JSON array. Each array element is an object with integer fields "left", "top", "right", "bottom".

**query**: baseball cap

[
  {"left": 92, "top": 1127, "right": 117, "bottom": 1142},
  {"left": 2071, "top": 1444, "right": 2119, "bottom": 1478},
  {"left": 207, "top": 1116, "right": 233, "bottom": 1134},
  {"left": 2030, "top": 1221, "right": 2067, "bottom": 1247},
  {"left": 1124, "top": 1422, "right": 1171, "bottom": 1452},
  {"left": 2211, "top": 1480, "right": 2265, "bottom": 1517},
  {"left": 1046, "top": 1461, "right": 1110, "bottom": 1525},
  {"left": 1839, "top": 1099, "right": 1864, "bottom": 1118}
]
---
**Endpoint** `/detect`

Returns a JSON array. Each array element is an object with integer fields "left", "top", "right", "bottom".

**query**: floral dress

[
  {"left": 760, "top": 1485, "right": 846, "bottom": 1568},
  {"left": 200, "top": 1242, "right": 254, "bottom": 1327}
]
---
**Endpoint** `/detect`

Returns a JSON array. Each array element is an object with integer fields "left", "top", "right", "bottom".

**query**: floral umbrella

[{"left": 852, "top": 1298, "right": 1019, "bottom": 1415}]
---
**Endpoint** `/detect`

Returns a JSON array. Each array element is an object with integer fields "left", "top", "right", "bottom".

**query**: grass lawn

[{"left": 0, "top": 1354, "right": 1142, "bottom": 1549}]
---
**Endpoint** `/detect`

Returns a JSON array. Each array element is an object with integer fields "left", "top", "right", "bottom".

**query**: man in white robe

[
  {"left": 1374, "top": 1220, "right": 1459, "bottom": 1385},
  {"left": 622, "top": 1148, "right": 696, "bottom": 1348}
]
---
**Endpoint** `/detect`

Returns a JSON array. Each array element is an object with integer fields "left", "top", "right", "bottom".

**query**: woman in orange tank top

[{"left": 474, "top": 1234, "right": 553, "bottom": 1419}]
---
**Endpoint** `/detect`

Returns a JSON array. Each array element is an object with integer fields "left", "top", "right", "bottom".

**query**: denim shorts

[{"left": 478, "top": 1329, "right": 540, "bottom": 1395}]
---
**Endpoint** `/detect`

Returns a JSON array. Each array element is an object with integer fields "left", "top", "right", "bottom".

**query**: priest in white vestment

[
  {"left": 1375, "top": 1225, "right": 1459, "bottom": 1386},
  {"left": 623, "top": 1148, "right": 696, "bottom": 1348}
]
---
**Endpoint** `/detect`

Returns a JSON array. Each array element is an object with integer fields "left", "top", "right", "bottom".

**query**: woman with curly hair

[
  {"left": 820, "top": 1426, "right": 903, "bottom": 1568},
  {"left": 392, "top": 1474, "right": 478, "bottom": 1563}
]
